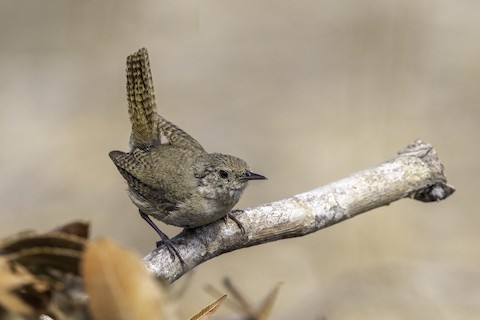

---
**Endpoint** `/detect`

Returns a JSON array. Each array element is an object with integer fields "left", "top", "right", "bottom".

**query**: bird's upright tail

[{"left": 126, "top": 47, "right": 160, "bottom": 150}]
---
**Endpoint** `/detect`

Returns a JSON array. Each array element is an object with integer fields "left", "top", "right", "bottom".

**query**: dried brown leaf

[
  {"left": 51, "top": 221, "right": 90, "bottom": 239},
  {"left": 0, "top": 222, "right": 90, "bottom": 319},
  {"left": 0, "top": 233, "right": 85, "bottom": 254},
  {"left": 188, "top": 295, "right": 227, "bottom": 320},
  {"left": 0, "top": 259, "right": 34, "bottom": 314},
  {"left": 0, "top": 258, "right": 50, "bottom": 316},
  {"left": 0, "top": 224, "right": 86, "bottom": 276},
  {"left": 82, "top": 238, "right": 166, "bottom": 320},
  {"left": 5, "top": 247, "right": 83, "bottom": 276}
]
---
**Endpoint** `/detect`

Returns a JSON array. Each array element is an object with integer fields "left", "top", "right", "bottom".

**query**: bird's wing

[{"left": 155, "top": 114, "right": 205, "bottom": 151}]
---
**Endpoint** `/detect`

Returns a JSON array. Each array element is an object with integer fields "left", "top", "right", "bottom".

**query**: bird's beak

[{"left": 239, "top": 171, "right": 267, "bottom": 181}]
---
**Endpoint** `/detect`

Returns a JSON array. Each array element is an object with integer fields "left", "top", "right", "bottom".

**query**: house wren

[{"left": 109, "top": 48, "right": 266, "bottom": 263}]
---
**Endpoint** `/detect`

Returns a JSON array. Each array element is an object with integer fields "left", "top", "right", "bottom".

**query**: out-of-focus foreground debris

[{"left": 0, "top": 221, "right": 229, "bottom": 320}]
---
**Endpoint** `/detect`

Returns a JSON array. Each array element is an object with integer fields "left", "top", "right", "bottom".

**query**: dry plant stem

[{"left": 144, "top": 139, "right": 454, "bottom": 283}]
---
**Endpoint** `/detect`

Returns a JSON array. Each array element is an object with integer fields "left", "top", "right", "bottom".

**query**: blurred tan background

[{"left": 1, "top": 0, "right": 479, "bottom": 319}]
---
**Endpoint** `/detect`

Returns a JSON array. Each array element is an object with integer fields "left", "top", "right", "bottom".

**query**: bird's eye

[{"left": 218, "top": 170, "right": 229, "bottom": 179}]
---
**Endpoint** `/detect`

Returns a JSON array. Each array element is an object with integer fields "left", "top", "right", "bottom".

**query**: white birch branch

[{"left": 144, "top": 139, "right": 455, "bottom": 283}]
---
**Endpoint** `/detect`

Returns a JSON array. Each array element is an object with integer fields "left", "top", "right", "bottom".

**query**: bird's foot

[
  {"left": 225, "top": 210, "right": 246, "bottom": 234},
  {"left": 155, "top": 237, "right": 186, "bottom": 267},
  {"left": 139, "top": 210, "right": 186, "bottom": 267}
]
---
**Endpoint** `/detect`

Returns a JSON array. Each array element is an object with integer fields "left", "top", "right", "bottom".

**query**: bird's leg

[
  {"left": 225, "top": 210, "right": 246, "bottom": 234},
  {"left": 139, "top": 210, "right": 186, "bottom": 266}
]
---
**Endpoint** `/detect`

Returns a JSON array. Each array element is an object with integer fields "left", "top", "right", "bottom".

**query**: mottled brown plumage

[{"left": 109, "top": 48, "right": 266, "bottom": 263}]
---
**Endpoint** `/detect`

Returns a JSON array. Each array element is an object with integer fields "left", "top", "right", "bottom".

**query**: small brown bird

[{"left": 109, "top": 48, "right": 266, "bottom": 263}]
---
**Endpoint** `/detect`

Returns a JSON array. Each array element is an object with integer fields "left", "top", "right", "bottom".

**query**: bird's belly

[
  {"left": 160, "top": 203, "right": 230, "bottom": 228},
  {"left": 130, "top": 186, "right": 242, "bottom": 228}
]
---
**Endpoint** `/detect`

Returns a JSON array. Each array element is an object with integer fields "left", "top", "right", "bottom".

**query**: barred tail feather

[{"left": 126, "top": 48, "right": 160, "bottom": 150}]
